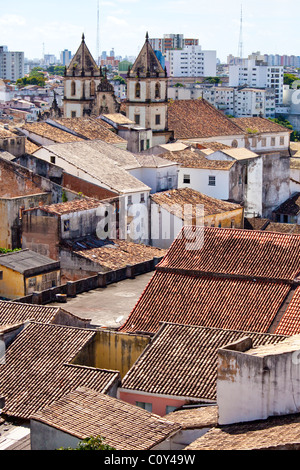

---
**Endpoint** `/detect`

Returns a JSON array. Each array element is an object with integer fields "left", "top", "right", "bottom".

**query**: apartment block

[
  {"left": 0, "top": 46, "right": 24, "bottom": 82},
  {"left": 166, "top": 45, "right": 216, "bottom": 77}
]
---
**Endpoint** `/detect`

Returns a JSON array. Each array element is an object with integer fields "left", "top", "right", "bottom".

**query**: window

[
  {"left": 280, "top": 136, "right": 284, "bottom": 145},
  {"left": 183, "top": 174, "right": 190, "bottom": 184},
  {"left": 155, "top": 114, "right": 161, "bottom": 125},
  {"left": 140, "top": 193, "right": 145, "bottom": 203},
  {"left": 271, "top": 137, "right": 276, "bottom": 146},
  {"left": 155, "top": 82, "right": 161, "bottom": 99},
  {"left": 71, "top": 111, "right": 77, "bottom": 118},
  {"left": 136, "top": 401, "right": 152, "bottom": 412},
  {"left": 134, "top": 114, "right": 140, "bottom": 125},
  {"left": 63, "top": 219, "right": 70, "bottom": 232},
  {"left": 50, "top": 156, "right": 56, "bottom": 164},
  {"left": 90, "top": 80, "right": 95, "bottom": 96},
  {"left": 135, "top": 82, "right": 141, "bottom": 98},
  {"left": 140, "top": 139, "right": 144, "bottom": 151},
  {"left": 261, "top": 137, "right": 266, "bottom": 147},
  {"left": 208, "top": 176, "right": 216, "bottom": 186},
  {"left": 28, "top": 277, "right": 36, "bottom": 287},
  {"left": 71, "top": 80, "right": 76, "bottom": 96},
  {"left": 166, "top": 405, "right": 178, "bottom": 414},
  {"left": 127, "top": 195, "right": 132, "bottom": 205}
]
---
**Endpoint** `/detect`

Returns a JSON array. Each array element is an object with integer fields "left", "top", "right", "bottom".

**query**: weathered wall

[
  {"left": 262, "top": 153, "right": 290, "bottom": 218},
  {"left": 72, "top": 330, "right": 151, "bottom": 379},
  {"left": 22, "top": 211, "right": 60, "bottom": 260},
  {"left": 62, "top": 172, "right": 117, "bottom": 200},
  {"left": 217, "top": 337, "right": 300, "bottom": 425},
  {"left": 25, "top": 270, "right": 61, "bottom": 295}
]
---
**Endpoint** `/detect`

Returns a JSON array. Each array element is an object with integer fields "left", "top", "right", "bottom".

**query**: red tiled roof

[
  {"left": 121, "top": 323, "right": 286, "bottom": 400},
  {"left": 275, "top": 286, "right": 300, "bottom": 336},
  {"left": 119, "top": 271, "right": 290, "bottom": 334},
  {"left": 158, "top": 226, "right": 300, "bottom": 283},
  {"left": 0, "top": 322, "right": 119, "bottom": 420},
  {"left": 167, "top": 99, "right": 244, "bottom": 140},
  {"left": 119, "top": 226, "right": 300, "bottom": 335}
]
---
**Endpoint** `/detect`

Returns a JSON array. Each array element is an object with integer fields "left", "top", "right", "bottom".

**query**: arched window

[
  {"left": 90, "top": 80, "right": 95, "bottom": 96},
  {"left": 135, "top": 82, "right": 141, "bottom": 98},
  {"left": 155, "top": 82, "right": 161, "bottom": 99},
  {"left": 71, "top": 80, "right": 76, "bottom": 96}
]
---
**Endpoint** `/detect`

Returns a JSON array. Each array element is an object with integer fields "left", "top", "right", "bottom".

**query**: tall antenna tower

[
  {"left": 238, "top": 4, "right": 243, "bottom": 59},
  {"left": 96, "top": 0, "right": 100, "bottom": 66}
]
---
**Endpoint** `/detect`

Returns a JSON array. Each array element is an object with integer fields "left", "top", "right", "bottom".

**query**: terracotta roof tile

[
  {"left": 232, "top": 116, "right": 291, "bottom": 134},
  {"left": 37, "top": 197, "right": 104, "bottom": 215},
  {"left": 167, "top": 99, "right": 244, "bottom": 140},
  {"left": 150, "top": 188, "right": 242, "bottom": 219},
  {"left": 158, "top": 226, "right": 300, "bottom": 282},
  {"left": 273, "top": 193, "right": 300, "bottom": 216},
  {"left": 121, "top": 323, "right": 286, "bottom": 400},
  {"left": 31, "top": 386, "right": 181, "bottom": 450},
  {"left": 0, "top": 322, "right": 119, "bottom": 419},
  {"left": 20, "top": 122, "right": 84, "bottom": 143},
  {"left": 119, "top": 227, "right": 300, "bottom": 335},
  {"left": 275, "top": 287, "right": 300, "bottom": 336},
  {"left": 158, "top": 149, "right": 235, "bottom": 170},
  {"left": 119, "top": 271, "right": 290, "bottom": 334},
  {"left": 164, "top": 405, "right": 218, "bottom": 430},
  {"left": 52, "top": 117, "right": 126, "bottom": 144},
  {"left": 0, "top": 300, "right": 63, "bottom": 325},
  {"left": 185, "top": 413, "right": 300, "bottom": 450}
]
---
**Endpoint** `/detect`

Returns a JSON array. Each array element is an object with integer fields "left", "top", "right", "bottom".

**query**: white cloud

[{"left": 0, "top": 14, "right": 26, "bottom": 26}]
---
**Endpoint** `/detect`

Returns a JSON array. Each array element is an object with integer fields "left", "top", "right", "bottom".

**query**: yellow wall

[
  {"left": 204, "top": 208, "right": 244, "bottom": 229},
  {"left": 0, "top": 266, "right": 25, "bottom": 299},
  {"left": 72, "top": 330, "right": 151, "bottom": 379},
  {"left": 25, "top": 271, "right": 61, "bottom": 295}
]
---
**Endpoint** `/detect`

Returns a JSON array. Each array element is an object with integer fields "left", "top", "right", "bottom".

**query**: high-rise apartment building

[
  {"left": 229, "top": 58, "right": 284, "bottom": 105},
  {"left": 149, "top": 34, "right": 198, "bottom": 56},
  {"left": 0, "top": 46, "right": 24, "bottom": 81},
  {"left": 60, "top": 50, "right": 72, "bottom": 67},
  {"left": 166, "top": 45, "right": 216, "bottom": 77}
]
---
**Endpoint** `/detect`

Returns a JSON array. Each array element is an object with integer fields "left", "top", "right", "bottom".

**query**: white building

[
  {"left": 0, "top": 46, "right": 24, "bottom": 82},
  {"left": 166, "top": 45, "right": 216, "bottom": 78},
  {"left": 229, "top": 59, "right": 284, "bottom": 105}
]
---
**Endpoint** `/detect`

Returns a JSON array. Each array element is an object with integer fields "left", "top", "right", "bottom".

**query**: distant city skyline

[{"left": 0, "top": 0, "right": 300, "bottom": 63}]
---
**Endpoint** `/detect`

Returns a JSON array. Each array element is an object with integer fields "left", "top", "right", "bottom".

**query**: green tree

[
  {"left": 58, "top": 435, "right": 116, "bottom": 450},
  {"left": 112, "top": 75, "right": 126, "bottom": 85},
  {"left": 284, "top": 73, "right": 299, "bottom": 86},
  {"left": 203, "top": 76, "right": 222, "bottom": 84},
  {"left": 268, "top": 116, "right": 300, "bottom": 141}
]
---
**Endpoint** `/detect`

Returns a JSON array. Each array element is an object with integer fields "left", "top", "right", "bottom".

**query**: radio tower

[
  {"left": 96, "top": 0, "right": 100, "bottom": 66},
  {"left": 238, "top": 4, "right": 243, "bottom": 59}
]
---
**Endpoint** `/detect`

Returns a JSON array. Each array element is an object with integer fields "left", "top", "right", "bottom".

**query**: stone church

[
  {"left": 126, "top": 32, "right": 173, "bottom": 146},
  {"left": 63, "top": 34, "right": 120, "bottom": 118}
]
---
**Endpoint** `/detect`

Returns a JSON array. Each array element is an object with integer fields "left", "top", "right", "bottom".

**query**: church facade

[
  {"left": 126, "top": 33, "right": 173, "bottom": 146},
  {"left": 63, "top": 34, "right": 120, "bottom": 118}
]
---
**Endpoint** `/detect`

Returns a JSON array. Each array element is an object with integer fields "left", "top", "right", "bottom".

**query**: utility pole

[{"left": 96, "top": 0, "right": 100, "bottom": 66}]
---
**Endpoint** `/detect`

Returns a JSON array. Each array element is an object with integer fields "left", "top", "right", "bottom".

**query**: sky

[{"left": 0, "top": 0, "right": 300, "bottom": 63}]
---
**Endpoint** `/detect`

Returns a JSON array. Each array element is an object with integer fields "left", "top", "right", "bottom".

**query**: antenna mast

[
  {"left": 96, "top": 0, "right": 100, "bottom": 66},
  {"left": 238, "top": 4, "right": 243, "bottom": 59}
]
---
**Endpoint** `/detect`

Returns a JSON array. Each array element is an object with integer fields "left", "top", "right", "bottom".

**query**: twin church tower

[{"left": 63, "top": 33, "right": 170, "bottom": 146}]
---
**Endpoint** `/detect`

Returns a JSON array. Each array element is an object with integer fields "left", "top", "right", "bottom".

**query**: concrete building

[
  {"left": 229, "top": 59, "right": 284, "bottom": 105},
  {"left": 0, "top": 249, "right": 61, "bottom": 300},
  {"left": 0, "top": 46, "right": 24, "bottom": 82},
  {"left": 149, "top": 34, "right": 198, "bottom": 56},
  {"left": 166, "top": 45, "right": 216, "bottom": 78},
  {"left": 60, "top": 50, "right": 72, "bottom": 67}
]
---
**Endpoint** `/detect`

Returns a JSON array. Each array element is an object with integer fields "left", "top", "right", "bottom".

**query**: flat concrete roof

[{"left": 48, "top": 272, "right": 153, "bottom": 329}]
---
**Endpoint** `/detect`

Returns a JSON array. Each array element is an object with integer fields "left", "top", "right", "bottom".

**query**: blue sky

[{"left": 0, "top": 0, "right": 299, "bottom": 62}]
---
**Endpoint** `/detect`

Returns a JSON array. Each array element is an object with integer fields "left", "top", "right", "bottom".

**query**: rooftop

[
  {"left": 158, "top": 149, "right": 235, "bottom": 170},
  {"left": 31, "top": 386, "right": 181, "bottom": 450},
  {"left": 232, "top": 116, "right": 291, "bottom": 134},
  {"left": 185, "top": 413, "right": 300, "bottom": 450},
  {"left": 49, "top": 117, "right": 126, "bottom": 145},
  {"left": 273, "top": 192, "right": 300, "bottom": 216},
  {"left": 119, "top": 226, "right": 300, "bottom": 334},
  {"left": 20, "top": 122, "right": 84, "bottom": 144},
  {"left": 275, "top": 287, "right": 300, "bottom": 336},
  {"left": 121, "top": 322, "right": 285, "bottom": 401},
  {"left": 150, "top": 188, "right": 242, "bottom": 219},
  {"left": 0, "top": 322, "right": 120, "bottom": 420},
  {"left": 36, "top": 197, "right": 104, "bottom": 216},
  {"left": 0, "top": 249, "right": 60, "bottom": 275},
  {"left": 35, "top": 141, "right": 150, "bottom": 194},
  {"left": 167, "top": 99, "right": 244, "bottom": 140},
  {"left": 0, "top": 300, "right": 69, "bottom": 326}
]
